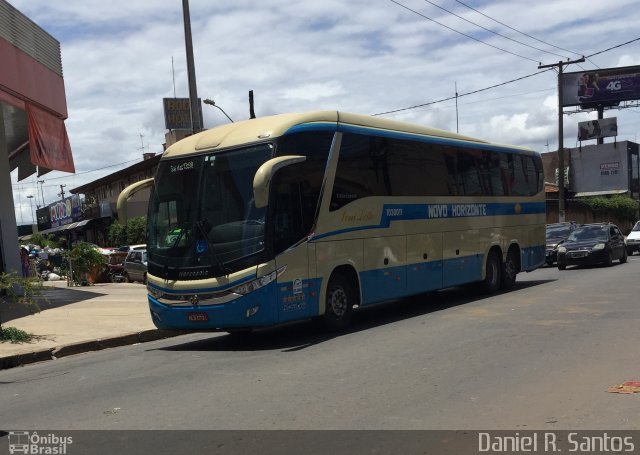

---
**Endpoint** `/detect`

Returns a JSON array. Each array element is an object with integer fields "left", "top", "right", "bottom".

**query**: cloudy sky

[{"left": 9, "top": 0, "right": 640, "bottom": 224}]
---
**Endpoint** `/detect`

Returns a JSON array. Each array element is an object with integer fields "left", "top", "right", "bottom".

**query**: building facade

[{"left": 1, "top": 0, "right": 74, "bottom": 274}]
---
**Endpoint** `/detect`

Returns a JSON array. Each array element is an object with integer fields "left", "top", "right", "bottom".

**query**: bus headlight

[
  {"left": 148, "top": 286, "right": 164, "bottom": 299},
  {"left": 592, "top": 243, "right": 605, "bottom": 251},
  {"left": 232, "top": 266, "right": 286, "bottom": 295}
]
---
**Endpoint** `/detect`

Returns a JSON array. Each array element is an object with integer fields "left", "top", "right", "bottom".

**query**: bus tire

[
  {"left": 482, "top": 250, "right": 501, "bottom": 293},
  {"left": 501, "top": 247, "right": 518, "bottom": 290},
  {"left": 322, "top": 274, "right": 355, "bottom": 331}
]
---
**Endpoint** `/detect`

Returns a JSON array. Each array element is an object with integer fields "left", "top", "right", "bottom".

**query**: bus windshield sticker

[{"left": 170, "top": 161, "right": 195, "bottom": 173}]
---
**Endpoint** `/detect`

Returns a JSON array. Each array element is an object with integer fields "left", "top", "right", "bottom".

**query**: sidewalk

[{"left": 0, "top": 280, "right": 184, "bottom": 369}]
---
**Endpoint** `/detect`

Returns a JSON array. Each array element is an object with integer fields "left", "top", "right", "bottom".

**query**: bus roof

[{"left": 162, "top": 111, "right": 532, "bottom": 158}]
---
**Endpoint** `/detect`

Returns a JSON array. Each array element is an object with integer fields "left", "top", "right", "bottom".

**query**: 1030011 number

[{"left": 386, "top": 208, "right": 403, "bottom": 217}]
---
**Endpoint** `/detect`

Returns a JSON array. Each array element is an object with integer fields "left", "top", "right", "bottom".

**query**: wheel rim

[
  {"left": 328, "top": 287, "right": 348, "bottom": 318},
  {"left": 505, "top": 257, "right": 516, "bottom": 281},
  {"left": 487, "top": 258, "right": 498, "bottom": 286}
]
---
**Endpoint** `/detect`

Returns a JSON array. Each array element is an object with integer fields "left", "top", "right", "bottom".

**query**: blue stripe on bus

[
  {"left": 148, "top": 245, "right": 546, "bottom": 329},
  {"left": 284, "top": 122, "right": 537, "bottom": 156},
  {"left": 312, "top": 202, "right": 545, "bottom": 241},
  {"left": 336, "top": 124, "right": 538, "bottom": 155},
  {"left": 359, "top": 245, "right": 544, "bottom": 306},
  {"left": 284, "top": 123, "right": 337, "bottom": 134}
]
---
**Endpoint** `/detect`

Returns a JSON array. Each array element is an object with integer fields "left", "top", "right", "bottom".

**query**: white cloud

[
  {"left": 7, "top": 0, "right": 640, "bottom": 222},
  {"left": 280, "top": 81, "right": 346, "bottom": 103}
]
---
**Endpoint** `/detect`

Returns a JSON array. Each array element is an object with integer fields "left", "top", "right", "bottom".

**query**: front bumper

[
  {"left": 557, "top": 248, "right": 609, "bottom": 266},
  {"left": 148, "top": 282, "right": 278, "bottom": 330}
]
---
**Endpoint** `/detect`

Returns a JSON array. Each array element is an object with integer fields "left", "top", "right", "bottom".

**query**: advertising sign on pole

[
  {"left": 163, "top": 98, "right": 203, "bottom": 130},
  {"left": 577, "top": 117, "right": 618, "bottom": 141},
  {"left": 561, "top": 66, "right": 640, "bottom": 108}
]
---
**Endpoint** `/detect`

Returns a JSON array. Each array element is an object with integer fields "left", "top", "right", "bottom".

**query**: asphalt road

[{"left": 1, "top": 256, "right": 639, "bottom": 431}]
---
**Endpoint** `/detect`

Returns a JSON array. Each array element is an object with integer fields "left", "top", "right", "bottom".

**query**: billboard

[
  {"left": 577, "top": 117, "right": 617, "bottom": 141},
  {"left": 163, "top": 98, "right": 203, "bottom": 130},
  {"left": 569, "top": 142, "right": 629, "bottom": 194},
  {"left": 49, "top": 194, "right": 81, "bottom": 227},
  {"left": 561, "top": 65, "right": 640, "bottom": 108}
]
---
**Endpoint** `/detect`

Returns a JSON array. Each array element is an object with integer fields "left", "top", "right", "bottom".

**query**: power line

[
  {"left": 411, "top": 87, "right": 556, "bottom": 113},
  {"left": 585, "top": 36, "right": 640, "bottom": 58},
  {"left": 390, "top": 0, "right": 539, "bottom": 63},
  {"left": 373, "top": 68, "right": 554, "bottom": 116},
  {"left": 452, "top": 0, "right": 584, "bottom": 58},
  {"left": 421, "top": 0, "right": 569, "bottom": 60},
  {"left": 11, "top": 157, "right": 143, "bottom": 187},
  {"left": 373, "top": 35, "right": 640, "bottom": 117}
]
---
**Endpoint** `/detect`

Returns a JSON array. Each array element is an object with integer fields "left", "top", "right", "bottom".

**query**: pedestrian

[{"left": 20, "top": 247, "right": 30, "bottom": 278}]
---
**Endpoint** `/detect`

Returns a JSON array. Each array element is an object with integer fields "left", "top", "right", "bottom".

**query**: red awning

[{"left": 26, "top": 103, "right": 75, "bottom": 173}]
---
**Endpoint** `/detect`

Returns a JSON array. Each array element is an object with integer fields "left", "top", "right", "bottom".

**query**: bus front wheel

[
  {"left": 482, "top": 251, "right": 502, "bottom": 293},
  {"left": 322, "top": 274, "right": 355, "bottom": 331}
]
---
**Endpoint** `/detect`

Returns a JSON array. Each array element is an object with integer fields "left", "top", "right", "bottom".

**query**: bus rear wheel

[
  {"left": 321, "top": 274, "right": 355, "bottom": 331},
  {"left": 501, "top": 248, "right": 518, "bottom": 290},
  {"left": 482, "top": 251, "right": 502, "bottom": 293}
]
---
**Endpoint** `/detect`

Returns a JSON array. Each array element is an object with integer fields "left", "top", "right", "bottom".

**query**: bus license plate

[{"left": 187, "top": 312, "right": 209, "bottom": 322}]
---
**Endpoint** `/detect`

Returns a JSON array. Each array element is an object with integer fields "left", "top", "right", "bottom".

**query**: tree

[
  {"left": 66, "top": 242, "right": 107, "bottom": 285},
  {"left": 108, "top": 221, "right": 127, "bottom": 246},
  {"left": 126, "top": 216, "right": 147, "bottom": 245},
  {"left": 107, "top": 217, "right": 146, "bottom": 246}
]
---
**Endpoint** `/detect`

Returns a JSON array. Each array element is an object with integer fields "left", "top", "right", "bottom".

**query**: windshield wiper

[{"left": 195, "top": 219, "right": 232, "bottom": 276}]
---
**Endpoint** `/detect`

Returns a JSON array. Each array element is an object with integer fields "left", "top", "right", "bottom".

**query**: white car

[{"left": 626, "top": 221, "right": 640, "bottom": 255}]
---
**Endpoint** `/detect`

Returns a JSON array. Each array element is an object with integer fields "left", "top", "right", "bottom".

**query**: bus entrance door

[{"left": 273, "top": 178, "right": 315, "bottom": 322}]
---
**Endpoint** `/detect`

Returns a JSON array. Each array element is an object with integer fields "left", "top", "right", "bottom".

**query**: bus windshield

[{"left": 148, "top": 144, "right": 273, "bottom": 278}]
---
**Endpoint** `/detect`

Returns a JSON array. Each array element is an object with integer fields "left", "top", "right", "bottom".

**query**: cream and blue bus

[{"left": 137, "top": 111, "right": 545, "bottom": 331}]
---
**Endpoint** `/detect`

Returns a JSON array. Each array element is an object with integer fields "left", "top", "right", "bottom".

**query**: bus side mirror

[
  {"left": 117, "top": 178, "right": 154, "bottom": 223},
  {"left": 253, "top": 155, "right": 306, "bottom": 208}
]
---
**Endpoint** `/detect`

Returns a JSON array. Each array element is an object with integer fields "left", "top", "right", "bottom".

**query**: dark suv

[
  {"left": 557, "top": 223, "right": 627, "bottom": 270},
  {"left": 545, "top": 222, "right": 578, "bottom": 266}
]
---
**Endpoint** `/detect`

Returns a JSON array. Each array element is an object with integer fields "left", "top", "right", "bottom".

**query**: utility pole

[
  {"left": 538, "top": 57, "right": 585, "bottom": 222},
  {"left": 455, "top": 81, "right": 459, "bottom": 134},
  {"left": 58, "top": 184, "right": 66, "bottom": 200},
  {"left": 182, "top": 0, "right": 202, "bottom": 134}
]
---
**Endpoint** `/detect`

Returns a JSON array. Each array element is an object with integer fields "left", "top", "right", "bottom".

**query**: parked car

[
  {"left": 117, "top": 244, "right": 146, "bottom": 253},
  {"left": 545, "top": 222, "right": 579, "bottom": 266},
  {"left": 557, "top": 223, "right": 627, "bottom": 270},
  {"left": 626, "top": 220, "right": 640, "bottom": 255},
  {"left": 123, "top": 249, "right": 148, "bottom": 283}
]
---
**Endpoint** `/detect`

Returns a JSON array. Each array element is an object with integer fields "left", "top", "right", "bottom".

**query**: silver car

[{"left": 124, "top": 249, "right": 147, "bottom": 283}]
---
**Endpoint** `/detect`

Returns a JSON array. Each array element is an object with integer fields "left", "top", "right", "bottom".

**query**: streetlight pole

[
  {"left": 203, "top": 99, "right": 234, "bottom": 123},
  {"left": 38, "top": 180, "right": 45, "bottom": 207},
  {"left": 27, "top": 195, "right": 35, "bottom": 225}
]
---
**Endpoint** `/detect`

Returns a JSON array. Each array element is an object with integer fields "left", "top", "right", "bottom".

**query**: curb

[{"left": 0, "top": 329, "right": 188, "bottom": 370}]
